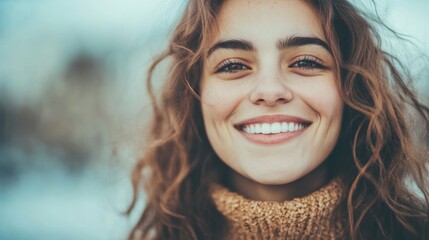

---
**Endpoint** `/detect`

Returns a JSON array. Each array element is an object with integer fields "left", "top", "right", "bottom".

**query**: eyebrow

[
  {"left": 207, "top": 39, "right": 254, "bottom": 57},
  {"left": 206, "top": 36, "right": 331, "bottom": 58},
  {"left": 276, "top": 36, "right": 331, "bottom": 53}
]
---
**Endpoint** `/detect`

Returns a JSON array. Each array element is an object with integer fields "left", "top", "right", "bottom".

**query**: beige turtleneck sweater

[{"left": 211, "top": 178, "right": 344, "bottom": 240}]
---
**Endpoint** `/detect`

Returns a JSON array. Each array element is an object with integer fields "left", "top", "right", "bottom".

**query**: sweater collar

[{"left": 211, "top": 178, "right": 344, "bottom": 240}]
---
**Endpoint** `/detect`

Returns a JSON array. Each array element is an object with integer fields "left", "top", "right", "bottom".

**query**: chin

[{"left": 246, "top": 170, "right": 304, "bottom": 186}]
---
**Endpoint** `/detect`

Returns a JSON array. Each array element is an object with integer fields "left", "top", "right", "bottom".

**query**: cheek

[
  {"left": 301, "top": 79, "right": 343, "bottom": 119},
  {"left": 316, "top": 94, "right": 342, "bottom": 119},
  {"left": 200, "top": 80, "right": 244, "bottom": 121}
]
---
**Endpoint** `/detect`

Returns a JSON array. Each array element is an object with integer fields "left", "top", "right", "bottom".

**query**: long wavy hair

[{"left": 127, "top": 0, "right": 429, "bottom": 239}]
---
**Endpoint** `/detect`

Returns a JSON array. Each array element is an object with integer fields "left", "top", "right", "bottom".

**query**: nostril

[
  {"left": 253, "top": 97, "right": 290, "bottom": 106},
  {"left": 255, "top": 99, "right": 265, "bottom": 105},
  {"left": 276, "top": 98, "right": 288, "bottom": 104}
]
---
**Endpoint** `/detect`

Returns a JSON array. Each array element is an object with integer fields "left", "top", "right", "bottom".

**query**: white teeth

[
  {"left": 261, "top": 123, "right": 270, "bottom": 134},
  {"left": 281, "top": 122, "right": 288, "bottom": 132},
  {"left": 288, "top": 122, "right": 294, "bottom": 131},
  {"left": 242, "top": 122, "right": 307, "bottom": 134},
  {"left": 271, "top": 122, "right": 281, "bottom": 133},
  {"left": 254, "top": 124, "right": 261, "bottom": 133}
]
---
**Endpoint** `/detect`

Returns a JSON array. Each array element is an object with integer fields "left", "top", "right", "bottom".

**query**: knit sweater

[{"left": 211, "top": 178, "right": 344, "bottom": 240}]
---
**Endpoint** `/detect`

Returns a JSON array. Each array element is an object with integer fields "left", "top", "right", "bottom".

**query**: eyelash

[
  {"left": 214, "top": 55, "right": 326, "bottom": 74},
  {"left": 214, "top": 59, "right": 251, "bottom": 74},
  {"left": 290, "top": 55, "right": 326, "bottom": 70}
]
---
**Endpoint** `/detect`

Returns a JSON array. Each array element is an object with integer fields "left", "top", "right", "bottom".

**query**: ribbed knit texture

[{"left": 211, "top": 178, "right": 344, "bottom": 240}]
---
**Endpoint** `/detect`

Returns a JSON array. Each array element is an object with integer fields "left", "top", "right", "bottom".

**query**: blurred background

[{"left": 0, "top": 0, "right": 427, "bottom": 239}]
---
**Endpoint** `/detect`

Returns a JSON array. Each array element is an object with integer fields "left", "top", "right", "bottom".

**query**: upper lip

[{"left": 234, "top": 114, "right": 312, "bottom": 129}]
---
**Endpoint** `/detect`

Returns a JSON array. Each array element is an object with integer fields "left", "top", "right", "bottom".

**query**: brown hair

[{"left": 127, "top": 0, "right": 429, "bottom": 239}]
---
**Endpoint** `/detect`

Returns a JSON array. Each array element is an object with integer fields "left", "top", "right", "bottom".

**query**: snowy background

[{"left": 0, "top": 0, "right": 427, "bottom": 239}]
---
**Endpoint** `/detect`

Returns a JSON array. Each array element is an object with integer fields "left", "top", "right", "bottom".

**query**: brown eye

[
  {"left": 292, "top": 60, "right": 319, "bottom": 69},
  {"left": 289, "top": 55, "right": 326, "bottom": 70},
  {"left": 215, "top": 59, "right": 251, "bottom": 74}
]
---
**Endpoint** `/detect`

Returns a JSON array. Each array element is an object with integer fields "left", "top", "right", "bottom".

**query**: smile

[
  {"left": 242, "top": 122, "right": 306, "bottom": 134},
  {"left": 233, "top": 115, "right": 312, "bottom": 144}
]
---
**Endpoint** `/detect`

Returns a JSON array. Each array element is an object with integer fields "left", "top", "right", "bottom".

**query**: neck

[{"left": 228, "top": 162, "right": 329, "bottom": 201}]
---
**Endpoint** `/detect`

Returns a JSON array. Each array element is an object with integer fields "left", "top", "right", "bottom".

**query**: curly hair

[{"left": 127, "top": 0, "right": 429, "bottom": 239}]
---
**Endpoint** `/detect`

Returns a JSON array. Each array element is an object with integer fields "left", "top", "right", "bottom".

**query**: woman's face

[{"left": 201, "top": 0, "right": 343, "bottom": 186}]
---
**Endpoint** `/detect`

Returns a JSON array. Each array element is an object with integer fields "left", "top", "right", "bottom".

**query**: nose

[{"left": 249, "top": 72, "right": 293, "bottom": 106}]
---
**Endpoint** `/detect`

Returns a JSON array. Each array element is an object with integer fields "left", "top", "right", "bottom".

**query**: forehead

[{"left": 214, "top": 0, "right": 325, "bottom": 43}]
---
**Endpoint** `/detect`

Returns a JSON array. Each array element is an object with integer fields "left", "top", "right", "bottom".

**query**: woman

[{"left": 128, "top": 0, "right": 429, "bottom": 239}]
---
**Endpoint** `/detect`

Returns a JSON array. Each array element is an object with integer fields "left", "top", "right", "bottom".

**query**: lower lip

[{"left": 239, "top": 128, "right": 307, "bottom": 145}]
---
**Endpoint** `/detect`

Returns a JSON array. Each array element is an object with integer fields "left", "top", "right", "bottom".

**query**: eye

[
  {"left": 289, "top": 55, "right": 326, "bottom": 70},
  {"left": 215, "top": 59, "right": 251, "bottom": 74}
]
